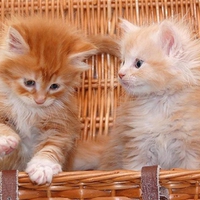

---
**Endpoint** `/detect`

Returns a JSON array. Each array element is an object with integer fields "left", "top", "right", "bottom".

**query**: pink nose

[
  {"left": 118, "top": 73, "right": 125, "bottom": 79},
  {"left": 34, "top": 97, "right": 46, "bottom": 104}
]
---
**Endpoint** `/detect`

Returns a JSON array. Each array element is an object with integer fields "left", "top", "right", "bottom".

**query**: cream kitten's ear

[
  {"left": 69, "top": 42, "right": 97, "bottom": 71},
  {"left": 120, "top": 18, "right": 140, "bottom": 32},
  {"left": 157, "top": 21, "right": 181, "bottom": 56},
  {"left": 6, "top": 26, "right": 29, "bottom": 54}
]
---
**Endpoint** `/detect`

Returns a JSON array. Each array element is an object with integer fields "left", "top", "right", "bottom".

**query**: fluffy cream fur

[{"left": 99, "top": 19, "right": 200, "bottom": 170}]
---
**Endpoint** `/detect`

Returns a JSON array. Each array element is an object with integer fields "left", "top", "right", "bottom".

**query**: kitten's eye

[
  {"left": 121, "top": 60, "right": 125, "bottom": 66},
  {"left": 50, "top": 83, "right": 60, "bottom": 90},
  {"left": 24, "top": 79, "right": 35, "bottom": 87},
  {"left": 135, "top": 59, "right": 144, "bottom": 69}
]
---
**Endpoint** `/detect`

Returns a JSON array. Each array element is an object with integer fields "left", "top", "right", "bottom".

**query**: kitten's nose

[
  {"left": 34, "top": 96, "right": 46, "bottom": 104},
  {"left": 118, "top": 73, "right": 125, "bottom": 79}
]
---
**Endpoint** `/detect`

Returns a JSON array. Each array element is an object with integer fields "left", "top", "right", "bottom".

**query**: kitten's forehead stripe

[
  {"left": 18, "top": 20, "right": 69, "bottom": 77},
  {"left": 2, "top": 17, "right": 89, "bottom": 83}
]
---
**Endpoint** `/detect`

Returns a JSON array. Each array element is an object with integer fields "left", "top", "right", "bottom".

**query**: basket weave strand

[
  {"left": 1, "top": 0, "right": 200, "bottom": 199},
  {"left": 17, "top": 169, "right": 200, "bottom": 199}
]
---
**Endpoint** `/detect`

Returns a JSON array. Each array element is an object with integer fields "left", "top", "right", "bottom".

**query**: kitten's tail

[
  {"left": 68, "top": 135, "right": 109, "bottom": 171},
  {"left": 89, "top": 35, "right": 121, "bottom": 58}
]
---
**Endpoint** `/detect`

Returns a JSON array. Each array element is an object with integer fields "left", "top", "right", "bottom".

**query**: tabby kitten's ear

[
  {"left": 69, "top": 41, "right": 97, "bottom": 71},
  {"left": 6, "top": 26, "right": 29, "bottom": 55},
  {"left": 120, "top": 18, "right": 140, "bottom": 33},
  {"left": 157, "top": 21, "right": 181, "bottom": 56}
]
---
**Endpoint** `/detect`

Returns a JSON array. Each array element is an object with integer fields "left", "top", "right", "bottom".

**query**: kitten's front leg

[
  {"left": 0, "top": 124, "right": 20, "bottom": 157},
  {"left": 25, "top": 131, "right": 72, "bottom": 185}
]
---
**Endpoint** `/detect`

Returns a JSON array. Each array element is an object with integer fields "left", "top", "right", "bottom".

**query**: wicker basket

[{"left": 1, "top": 0, "right": 200, "bottom": 199}]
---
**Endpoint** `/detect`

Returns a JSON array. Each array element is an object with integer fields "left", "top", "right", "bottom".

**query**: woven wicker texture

[{"left": 1, "top": 0, "right": 200, "bottom": 199}]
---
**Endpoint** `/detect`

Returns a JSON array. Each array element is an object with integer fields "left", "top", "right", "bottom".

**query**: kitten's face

[
  {"left": 119, "top": 27, "right": 170, "bottom": 96},
  {"left": 0, "top": 17, "right": 96, "bottom": 108},
  {"left": 1, "top": 55, "right": 82, "bottom": 108},
  {"left": 5, "top": 62, "right": 75, "bottom": 108},
  {"left": 119, "top": 19, "right": 195, "bottom": 96}
]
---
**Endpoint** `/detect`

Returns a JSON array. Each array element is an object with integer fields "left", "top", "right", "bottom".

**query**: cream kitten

[
  {"left": 99, "top": 19, "right": 200, "bottom": 170},
  {"left": 0, "top": 16, "right": 98, "bottom": 185}
]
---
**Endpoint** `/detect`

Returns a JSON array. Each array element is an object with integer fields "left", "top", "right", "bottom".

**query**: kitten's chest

[
  {"left": 120, "top": 97, "right": 172, "bottom": 131},
  {"left": 6, "top": 98, "right": 41, "bottom": 145},
  {"left": 118, "top": 96, "right": 193, "bottom": 156},
  {"left": 119, "top": 94, "right": 196, "bottom": 143},
  {"left": 11, "top": 107, "right": 36, "bottom": 135}
]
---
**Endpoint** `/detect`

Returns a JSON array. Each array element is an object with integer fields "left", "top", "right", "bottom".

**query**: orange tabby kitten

[
  {"left": 0, "top": 16, "right": 99, "bottom": 185},
  {"left": 98, "top": 19, "right": 200, "bottom": 170}
]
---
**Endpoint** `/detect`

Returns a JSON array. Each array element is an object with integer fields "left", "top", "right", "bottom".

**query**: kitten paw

[
  {"left": 0, "top": 135, "right": 20, "bottom": 157},
  {"left": 26, "top": 158, "right": 62, "bottom": 185}
]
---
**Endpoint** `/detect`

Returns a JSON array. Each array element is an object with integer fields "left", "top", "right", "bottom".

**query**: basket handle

[
  {"left": 141, "top": 165, "right": 169, "bottom": 200},
  {"left": 0, "top": 170, "right": 18, "bottom": 200}
]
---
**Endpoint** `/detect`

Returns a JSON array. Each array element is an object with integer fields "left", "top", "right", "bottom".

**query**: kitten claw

[
  {"left": 26, "top": 158, "right": 62, "bottom": 185},
  {"left": 0, "top": 135, "right": 19, "bottom": 157}
]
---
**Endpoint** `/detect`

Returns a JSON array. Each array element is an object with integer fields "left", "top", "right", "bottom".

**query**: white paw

[
  {"left": 25, "top": 157, "right": 62, "bottom": 185},
  {"left": 0, "top": 135, "right": 19, "bottom": 157}
]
